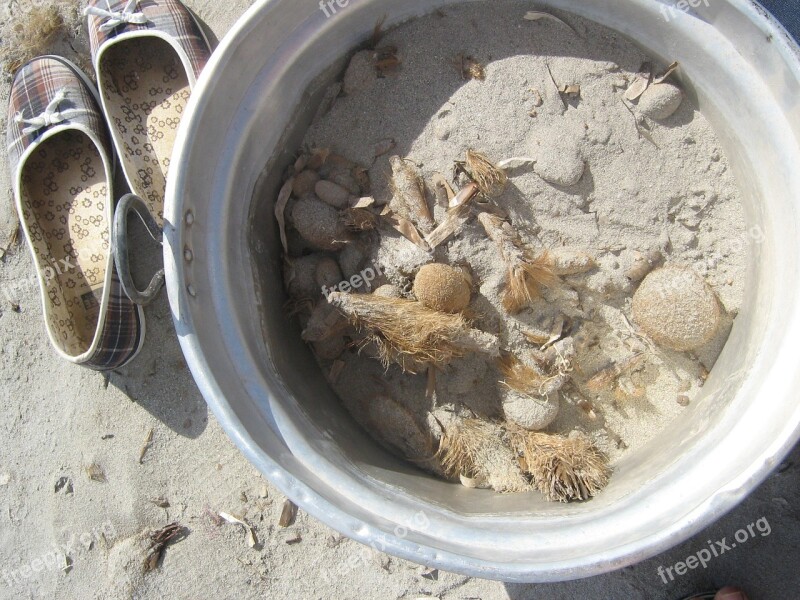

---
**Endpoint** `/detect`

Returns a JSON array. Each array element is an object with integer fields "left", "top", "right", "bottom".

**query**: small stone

[
  {"left": 291, "top": 196, "right": 350, "bottom": 251},
  {"left": 412, "top": 264, "right": 472, "bottom": 313},
  {"left": 313, "top": 335, "right": 347, "bottom": 361},
  {"left": 314, "top": 258, "right": 343, "bottom": 291},
  {"left": 374, "top": 284, "right": 402, "bottom": 298},
  {"left": 315, "top": 180, "right": 352, "bottom": 208},
  {"left": 638, "top": 83, "right": 683, "bottom": 121},
  {"left": 632, "top": 266, "right": 722, "bottom": 351},
  {"left": 343, "top": 50, "right": 376, "bottom": 95},
  {"left": 502, "top": 391, "right": 560, "bottom": 431},
  {"left": 534, "top": 144, "right": 585, "bottom": 186},
  {"left": 338, "top": 243, "right": 366, "bottom": 279},
  {"left": 292, "top": 170, "right": 320, "bottom": 197},
  {"left": 677, "top": 394, "right": 691, "bottom": 407},
  {"left": 285, "top": 254, "right": 325, "bottom": 299},
  {"left": 329, "top": 171, "right": 361, "bottom": 196}
]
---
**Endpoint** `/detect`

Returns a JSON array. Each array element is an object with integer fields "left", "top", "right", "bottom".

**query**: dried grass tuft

[
  {"left": 508, "top": 428, "right": 611, "bottom": 502},
  {"left": 498, "top": 353, "right": 552, "bottom": 397},
  {"left": 436, "top": 419, "right": 530, "bottom": 492},
  {"left": 503, "top": 254, "right": 558, "bottom": 314},
  {"left": 328, "top": 292, "right": 498, "bottom": 373},
  {"left": 465, "top": 150, "right": 508, "bottom": 197},
  {"left": 1, "top": 2, "right": 84, "bottom": 76},
  {"left": 341, "top": 207, "right": 379, "bottom": 232}
]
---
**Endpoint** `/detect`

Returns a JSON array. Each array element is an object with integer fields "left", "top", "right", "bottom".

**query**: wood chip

[
  {"left": 279, "top": 500, "right": 298, "bottom": 527},
  {"left": 275, "top": 178, "right": 294, "bottom": 254},
  {"left": 139, "top": 428, "right": 154, "bottom": 464},
  {"left": 559, "top": 83, "right": 581, "bottom": 97},
  {"left": 426, "top": 366, "right": 437, "bottom": 400}
]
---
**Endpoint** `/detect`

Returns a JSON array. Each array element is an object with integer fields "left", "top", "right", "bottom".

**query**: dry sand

[
  {"left": 0, "top": 2, "right": 795, "bottom": 599},
  {"left": 292, "top": 1, "right": 745, "bottom": 486}
]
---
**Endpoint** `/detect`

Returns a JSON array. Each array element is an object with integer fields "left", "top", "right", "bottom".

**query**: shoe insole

[
  {"left": 20, "top": 130, "right": 109, "bottom": 357},
  {"left": 99, "top": 37, "right": 191, "bottom": 226}
]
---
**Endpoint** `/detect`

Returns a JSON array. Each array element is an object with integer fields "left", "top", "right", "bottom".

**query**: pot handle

[{"left": 112, "top": 193, "right": 165, "bottom": 306}]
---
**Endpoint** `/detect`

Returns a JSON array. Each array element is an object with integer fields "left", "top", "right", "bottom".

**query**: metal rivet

[
  {"left": 185, "top": 210, "right": 194, "bottom": 225},
  {"left": 187, "top": 284, "right": 197, "bottom": 297},
  {"left": 184, "top": 248, "right": 193, "bottom": 262}
]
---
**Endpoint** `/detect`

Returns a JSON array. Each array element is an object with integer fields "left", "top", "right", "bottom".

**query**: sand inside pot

[{"left": 276, "top": 1, "right": 747, "bottom": 501}]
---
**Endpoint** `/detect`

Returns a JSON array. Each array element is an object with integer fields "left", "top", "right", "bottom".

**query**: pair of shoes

[{"left": 6, "top": 0, "right": 210, "bottom": 370}]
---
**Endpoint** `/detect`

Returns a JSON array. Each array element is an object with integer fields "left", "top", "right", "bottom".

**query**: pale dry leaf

[
  {"left": 275, "top": 178, "right": 294, "bottom": 254},
  {"left": 497, "top": 157, "right": 537, "bottom": 171},
  {"left": 381, "top": 207, "right": 431, "bottom": 251},
  {"left": 523, "top": 11, "right": 576, "bottom": 33},
  {"left": 279, "top": 500, "right": 298, "bottom": 527},
  {"left": 654, "top": 61, "right": 679, "bottom": 84}
]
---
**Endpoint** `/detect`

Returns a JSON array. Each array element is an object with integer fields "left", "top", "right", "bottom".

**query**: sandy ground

[{"left": 0, "top": 1, "right": 798, "bottom": 599}]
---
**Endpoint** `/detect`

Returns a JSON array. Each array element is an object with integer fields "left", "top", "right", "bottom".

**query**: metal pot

[{"left": 164, "top": 0, "right": 800, "bottom": 582}]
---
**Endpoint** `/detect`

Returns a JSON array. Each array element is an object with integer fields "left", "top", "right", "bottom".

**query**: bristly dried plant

[
  {"left": 459, "top": 54, "right": 486, "bottom": 81},
  {"left": 436, "top": 418, "right": 530, "bottom": 492},
  {"left": 389, "top": 156, "right": 434, "bottom": 233},
  {"left": 498, "top": 353, "right": 565, "bottom": 398},
  {"left": 464, "top": 150, "right": 508, "bottom": 197},
  {"left": 478, "top": 212, "right": 558, "bottom": 314},
  {"left": 327, "top": 292, "right": 499, "bottom": 373},
  {"left": 507, "top": 428, "right": 610, "bottom": 502},
  {"left": 0, "top": 2, "right": 85, "bottom": 76}
]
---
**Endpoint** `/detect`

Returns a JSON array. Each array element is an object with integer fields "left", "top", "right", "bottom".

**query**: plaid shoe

[
  {"left": 85, "top": 0, "right": 212, "bottom": 226},
  {"left": 6, "top": 56, "right": 145, "bottom": 370}
]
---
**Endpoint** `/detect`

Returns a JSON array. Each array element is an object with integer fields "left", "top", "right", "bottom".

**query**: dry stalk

[
  {"left": 507, "top": 428, "right": 610, "bottom": 502},
  {"left": 327, "top": 292, "right": 499, "bottom": 372},
  {"left": 585, "top": 353, "right": 646, "bottom": 393},
  {"left": 436, "top": 419, "right": 529, "bottom": 492},
  {"left": 478, "top": 212, "right": 557, "bottom": 313},
  {"left": 389, "top": 156, "right": 434, "bottom": 233}
]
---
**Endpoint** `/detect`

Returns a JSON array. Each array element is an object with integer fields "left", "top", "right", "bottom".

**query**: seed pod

[
  {"left": 413, "top": 263, "right": 472, "bottom": 313},
  {"left": 632, "top": 266, "right": 721, "bottom": 351}
]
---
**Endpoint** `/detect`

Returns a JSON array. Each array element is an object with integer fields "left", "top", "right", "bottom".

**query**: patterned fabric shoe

[
  {"left": 6, "top": 56, "right": 145, "bottom": 370},
  {"left": 85, "top": 0, "right": 212, "bottom": 226}
]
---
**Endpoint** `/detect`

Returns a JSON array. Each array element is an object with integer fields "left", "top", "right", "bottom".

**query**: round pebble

[
  {"left": 374, "top": 284, "right": 402, "bottom": 298},
  {"left": 534, "top": 144, "right": 585, "bottom": 186},
  {"left": 638, "top": 83, "right": 683, "bottom": 121},
  {"left": 315, "top": 180, "right": 352, "bottom": 208},
  {"left": 314, "top": 257, "right": 343, "bottom": 290},
  {"left": 632, "top": 266, "right": 721, "bottom": 351},
  {"left": 502, "top": 391, "right": 560, "bottom": 431},
  {"left": 291, "top": 196, "right": 350, "bottom": 251},
  {"left": 292, "top": 170, "right": 320, "bottom": 197},
  {"left": 413, "top": 263, "right": 472, "bottom": 312}
]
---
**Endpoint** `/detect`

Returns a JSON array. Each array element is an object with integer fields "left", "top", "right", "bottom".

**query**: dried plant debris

[
  {"left": 381, "top": 206, "right": 430, "bottom": 251},
  {"left": 145, "top": 523, "right": 187, "bottom": 572},
  {"left": 54, "top": 477, "right": 73, "bottom": 494},
  {"left": 523, "top": 11, "right": 577, "bottom": 33},
  {"left": 0, "top": 3, "right": 80, "bottom": 75},
  {"left": 328, "top": 292, "right": 499, "bottom": 372},
  {"left": 374, "top": 46, "right": 401, "bottom": 76},
  {"left": 459, "top": 54, "right": 486, "bottom": 81},
  {"left": 86, "top": 463, "right": 107, "bottom": 483},
  {"left": 278, "top": 500, "right": 298, "bottom": 528},
  {"left": 436, "top": 418, "right": 529, "bottom": 493},
  {"left": 508, "top": 429, "right": 610, "bottom": 502},
  {"left": 585, "top": 354, "right": 646, "bottom": 394},
  {"left": 389, "top": 156, "right": 434, "bottom": 233},
  {"left": 139, "top": 428, "right": 154, "bottom": 464},
  {"left": 219, "top": 512, "right": 259, "bottom": 549},
  {"left": 367, "top": 396, "right": 437, "bottom": 469},
  {"left": 461, "top": 150, "right": 508, "bottom": 197},
  {"left": 478, "top": 212, "right": 557, "bottom": 313},
  {"left": 624, "top": 62, "right": 654, "bottom": 101},
  {"left": 499, "top": 352, "right": 570, "bottom": 399},
  {"left": 425, "top": 183, "right": 479, "bottom": 249},
  {"left": 275, "top": 178, "right": 293, "bottom": 253}
]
